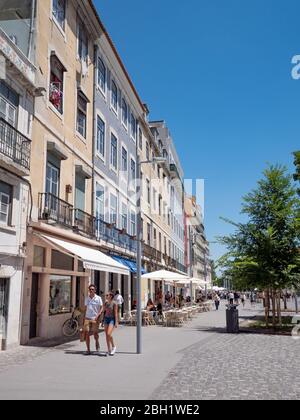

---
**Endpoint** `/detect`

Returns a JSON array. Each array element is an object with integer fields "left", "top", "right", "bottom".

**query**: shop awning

[
  {"left": 41, "top": 235, "right": 129, "bottom": 276},
  {"left": 111, "top": 256, "right": 147, "bottom": 275}
]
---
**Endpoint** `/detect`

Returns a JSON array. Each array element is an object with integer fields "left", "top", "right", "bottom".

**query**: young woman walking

[{"left": 103, "top": 292, "right": 119, "bottom": 356}]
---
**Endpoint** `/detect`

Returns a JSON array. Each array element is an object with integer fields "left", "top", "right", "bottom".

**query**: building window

[
  {"left": 33, "top": 246, "right": 45, "bottom": 267},
  {"left": 110, "top": 133, "right": 118, "bottom": 170},
  {"left": 96, "top": 116, "right": 105, "bottom": 157},
  {"left": 121, "top": 147, "right": 128, "bottom": 173},
  {"left": 147, "top": 223, "right": 151, "bottom": 245},
  {"left": 153, "top": 228, "right": 157, "bottom": 249},
  {"left": 130, "top": 211, "right": 136, "bottom": 236},
  {"left": 96, "top": 184, "right": 105, "bottom": 220},
  {"left": 0, "top": 181, "right": 12, "bottom": 226},
  {"left": 122, "top": 99, "right": 128, "bottom": 127},
  {"left": 139, "top": 128, "right": 142, "bottom": 150},
  {"left": 110, "top": 194, "right": 117, "bottom": 225},
  {"left": 49, "top": 275, "right": 72, "bottom": 315},
  {"left": 130, "top": 113, "right": 136, "bottom": 139},
  {"left": 77, "top": 92, "right": 87, "bottom": 138},
  {"left": 98, "top": 58, "right": 106, "bottom": 92},
  {"left": 153, "top": 189, "right": 157, "bottom": 211},
  {"left": 146, "top": 179, "right": 151, "bottom": 204},
  {"left": 122, "top": 203, "right": 128, "bottom": 231},
  {"left": 0, "top": 81, "right": 19, "bottom": 126},
  {"left": 49, "top": 55, "right": 64, "bottom": 114},
  {"left": 130, "top": 158, "right": 136, "bottom": 182},
  {"left": 78, "top": 19, "right": 88, "bottom": 60},
  {"left": 146, "top": 142, "right": 150, "bottom": 161},
  {"left": 111, "top": 80, "right": 118, "bottom": 112},
  {"left": 52, "top": 0, "right": 66, "bottom": 30},
  {"left": 46, "top": 161, "right": 60, "bottom": 197}
]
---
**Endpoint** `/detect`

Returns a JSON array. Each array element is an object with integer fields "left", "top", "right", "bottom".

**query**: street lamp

[{"left": 136, "top": 154, "right": 167, "bottom": 354}]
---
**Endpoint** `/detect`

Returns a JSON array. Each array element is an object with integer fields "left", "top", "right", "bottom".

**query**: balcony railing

[
  {"left": 162, "top": 254, "right": 187, "bottom": 274},
  {"left": 39, "top": 193, "right": 73, "bottom": 227},
  {"left": 0, "top": 117, "right": 31, "bottom": 171},
  {"left": 96, "top": 219, "right": 137, "bottom": 253},
  {"left": 74, "top": 209, "right": 96, "bottom": 237}
]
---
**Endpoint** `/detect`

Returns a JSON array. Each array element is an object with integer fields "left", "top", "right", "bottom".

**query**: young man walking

[{"left": 83, "top": 284, "right": 103, "bottom": 355}]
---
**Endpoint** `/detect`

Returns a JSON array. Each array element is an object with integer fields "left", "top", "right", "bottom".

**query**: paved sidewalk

[{"left": 0, "top": 302, "right": 298, "bottom": 400}]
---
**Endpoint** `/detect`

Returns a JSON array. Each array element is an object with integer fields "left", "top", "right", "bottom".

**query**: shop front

[{"left": 21, "top": 233, "right": 129, "bottom": 344}]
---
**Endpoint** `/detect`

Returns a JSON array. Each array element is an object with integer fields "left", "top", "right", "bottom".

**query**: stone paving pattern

[
  {"left": 151, "top": 331, "right": 300, "bottom": 400},
  {"left": 0, "top": 301, "right": 299, "bottom": 400}
]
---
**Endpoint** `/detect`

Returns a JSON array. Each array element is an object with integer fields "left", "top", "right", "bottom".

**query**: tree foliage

[{"left": 218, "top": 165, "right": 300, "bottom": 292}]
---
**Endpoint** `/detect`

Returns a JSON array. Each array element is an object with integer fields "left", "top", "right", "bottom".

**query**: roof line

[{"left": 88, "top": 0, "right": 146, "bottom": 113}]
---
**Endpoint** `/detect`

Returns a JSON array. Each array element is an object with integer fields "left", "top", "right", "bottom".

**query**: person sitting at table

[
  {"left": 131, "top": 300, "right": 137, "bottom": 310},
  {"left": 146, "top": 299, "right": 156, "bottom": 312},
  {"left": 156, "top": 300, "right": 163, "bottom": 316}
]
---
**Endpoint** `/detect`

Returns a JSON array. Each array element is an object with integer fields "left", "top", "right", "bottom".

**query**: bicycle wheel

[{"left": 62, "top": 318, "right": 79, "bottom": 337}]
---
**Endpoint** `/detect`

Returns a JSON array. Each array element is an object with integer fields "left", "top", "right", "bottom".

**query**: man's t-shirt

[
  {"left": 85, "top": 295, "right": 103, "bottom": 320},
  {"left": 113, "top": 294, "right": 124, "bottom": 305}
]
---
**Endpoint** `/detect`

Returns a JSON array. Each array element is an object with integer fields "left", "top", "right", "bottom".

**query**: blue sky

[{"left": 95, "top": 0, "right": 300, "bottom": 262}]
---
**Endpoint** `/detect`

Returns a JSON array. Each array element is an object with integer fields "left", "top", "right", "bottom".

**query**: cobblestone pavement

[{"left": 151, "top": 332, "right": 300, "bottom": 400}]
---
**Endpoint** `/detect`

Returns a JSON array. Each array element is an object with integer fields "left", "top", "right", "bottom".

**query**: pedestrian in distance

[
  {"left": 228, "top": 292, "right": 234, "bottom": 305},
  {"left": 241, "top": 293, "right": 246, "bottom": 308},
  {"left": 103, "top": 291, "right": 119, "bottom": 356},
  {"left": 83, "top": 284, "right": 103, "bottom": 355},
  {"left": 214, "top": 294, "right": 221, "bottom": 311},
  {"left": 113, "top": 290, "right": 124, "bottom": 322}
]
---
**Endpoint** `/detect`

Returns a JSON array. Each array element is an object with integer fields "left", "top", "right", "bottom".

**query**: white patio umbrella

[
  {"left": 142, "top": 270, "right": 189, "bottom": 303},
  {"left": 141, "top": 270, "right": 189, "bottom": 282}
]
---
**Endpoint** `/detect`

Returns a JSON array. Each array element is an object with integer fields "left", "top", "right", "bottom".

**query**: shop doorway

[
  {"left": 29, "top": 274, "right": 39, "bottom": 339},
  {"left": 75, "top": 277, "right": 81, "bottom": 309},
  {"left": 0, "top": 278, "right": 9, "bottom": 348}
]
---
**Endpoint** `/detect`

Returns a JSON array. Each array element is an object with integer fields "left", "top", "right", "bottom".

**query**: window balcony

[
  {"left": 73, "top": 209, "right": 96, "bottom": 237},
  {"left": 0, "top": 117, "right": 31, "bottom": 175},
  {"left": 38, "top": 193, "right": 73, "bottom": 228},
  {"left": 96, "top": 219, "right": 137, "bottom": 253}
]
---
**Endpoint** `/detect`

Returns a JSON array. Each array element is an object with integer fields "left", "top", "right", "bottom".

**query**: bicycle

[{"left": 62, "top": 307, "right": 82, "bottom": 337}]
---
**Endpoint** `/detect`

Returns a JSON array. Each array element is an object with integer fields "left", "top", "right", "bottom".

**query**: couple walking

[{"left": 83, "top": 285, "right": 122, "bottom": 356}]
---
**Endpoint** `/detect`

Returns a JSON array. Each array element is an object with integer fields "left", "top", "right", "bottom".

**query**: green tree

[{"left": 218, "top": 165, "right": 300, "bottom": 328}]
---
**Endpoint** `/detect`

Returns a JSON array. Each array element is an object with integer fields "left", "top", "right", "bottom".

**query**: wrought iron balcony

[
  {"left": 74, "top": 209, "right": 96, "bottom": 237},
  {"left": 96, "top": 219, "right": 137, "bottom": 253},
  {"left": 0, "top": 117, "right": 31, "bottom": 172},
  {"left": 38, "top": 193, "right": 73, "bottom": 227}
]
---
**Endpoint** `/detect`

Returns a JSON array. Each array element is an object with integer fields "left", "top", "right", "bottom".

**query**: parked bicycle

[{"left": 62, "top": 307, "right": 82, "bottom": 337}]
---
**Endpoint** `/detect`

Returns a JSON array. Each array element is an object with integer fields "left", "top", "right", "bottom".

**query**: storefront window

[{"left": 49, "top": 275, "right": 72, "bottom": 315}]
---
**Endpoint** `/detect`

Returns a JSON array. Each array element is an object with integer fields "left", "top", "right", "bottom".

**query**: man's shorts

[{"left": 83, "top": 319, "right": 100, "bottom": 334}]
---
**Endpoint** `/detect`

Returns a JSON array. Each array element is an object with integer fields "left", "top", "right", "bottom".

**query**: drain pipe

[{"left": 27, "top": 0, "right": 36, "bottom": 60}]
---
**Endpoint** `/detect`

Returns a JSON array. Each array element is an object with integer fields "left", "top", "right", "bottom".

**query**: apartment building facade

[
  {"left": 185, "top": 195, "right": 212, "bottom": 293},
  {"left": 149, "top": 121, "right": 186, "bottom": 269},
  {"left": 0, "top": 0, "right": 38, "bottom": 349},
  {"left": 20, "top": 0, "right": 130, "bottom": 344},
  {"left": 91, "top": 27, "right": 148, "bottom": 313}
]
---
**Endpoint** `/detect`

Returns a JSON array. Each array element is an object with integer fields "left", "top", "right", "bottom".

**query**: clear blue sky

[{"left": 95, "top": 0, "right": 300, "bottom": 262}]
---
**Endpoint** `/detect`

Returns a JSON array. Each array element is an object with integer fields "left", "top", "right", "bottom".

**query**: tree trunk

[
  {"left": 277, "top": 291, "right": 282, "bottom": 328},
  {"left": 272, "top": 289, "right": 276, "bottom": 329},
  {"left": 283, "top": 291, "right": 287, "bottom": 311},
  {"left": 265, "top": 289, "right": 270, "bottom": 328}
]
